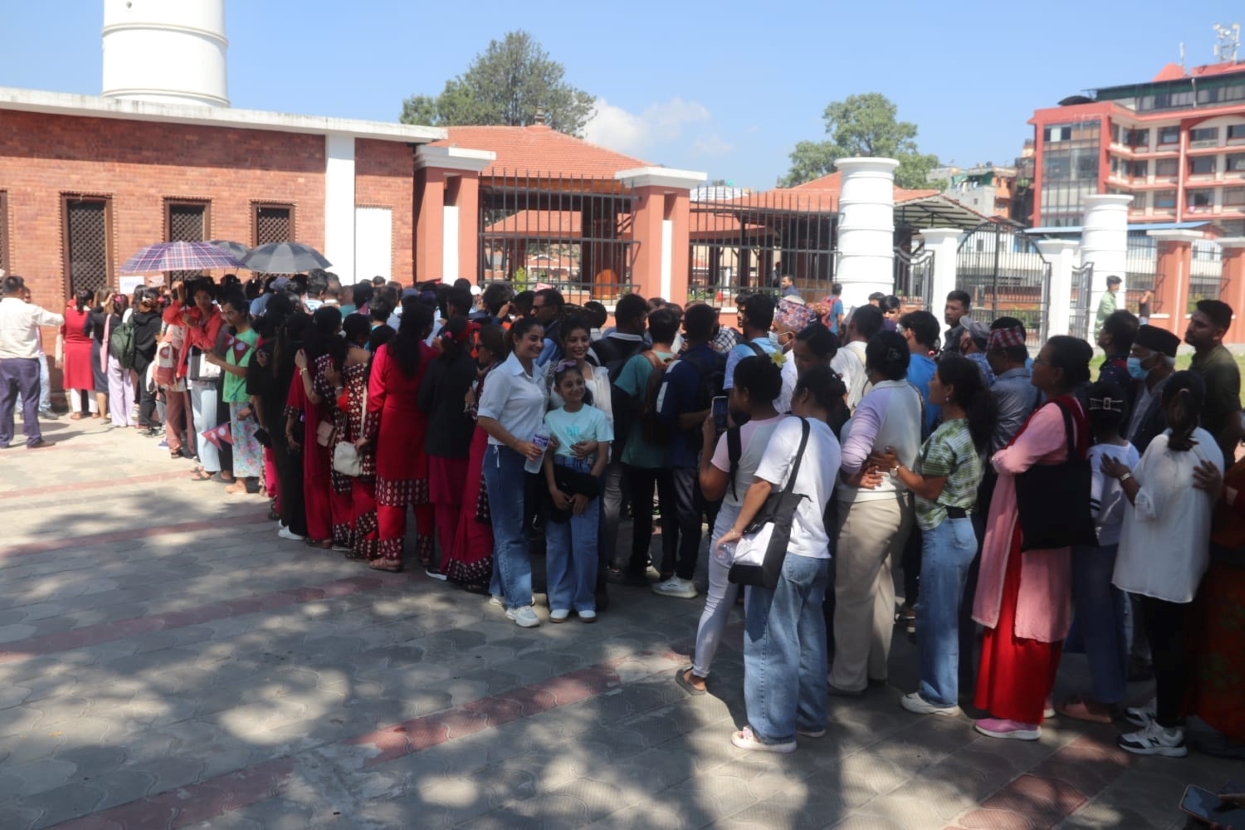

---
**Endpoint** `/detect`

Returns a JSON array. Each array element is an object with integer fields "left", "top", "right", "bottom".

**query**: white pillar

[
  {"left": 917, "top": 228, "right": 962, "bottom": 313},
  {"left": 1078, "top": 194, "right": 1131, "bottom": 318},
  {"left": 324, "top": 133, "right": 356, "bottom": 283},
  {"left": 1036, "top": 239, "right": 1078, "bottom": 337},
  {"left": 835, "top": 157, "right": 899, "bottom": 310}
]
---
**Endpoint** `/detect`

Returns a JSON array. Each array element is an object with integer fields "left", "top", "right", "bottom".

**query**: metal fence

[
  {"left": 956, "top": 222, "right": 1051, "bottom": 347},
  {"left": 894, "top": 243, "right": 935, "bottom": 309},
  {"left": 1069, "top": 262, "right": 1094, "bottom": 340},
  {"left": 689, "top": 189, "right": 836, "bottom": 307},
  {"left": 478, "top": 171, "right": 636, "bottom": 305}
]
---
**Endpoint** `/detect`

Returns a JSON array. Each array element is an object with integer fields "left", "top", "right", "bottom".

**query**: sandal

[
  {"left": 224, "top": 481, "right": 252, "bottom": 495},
  {"left": 368, "top": 560, "right": 403, "bottom": 572},
  {"left": 70, "top": 413, "right": 83, "bottom": 421},
  {"left": 675, "top": 667, "right": 707, "bottom": 696},
  {"left": 1056, "top": 694, "right": 1115, "bottom": 724},
  {"left": 217, "top": 472, "right": 235, "bottom": 484},
  {"left": 303, "top": 538, "right": 333, "bottom": 549},
  {"left": 190, "top": 469, "right": 216, "bottom": 481}
]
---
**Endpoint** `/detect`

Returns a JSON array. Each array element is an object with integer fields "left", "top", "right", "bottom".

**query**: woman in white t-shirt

[
  {"left": 677, "top": 355, "right": 784, "bottom": 696},
  {"left": 1104, "top": 372, "right": 1222, "bottom": 758},
  {"left": 715, "top": 367, "right": 843, "bottom": 753}
]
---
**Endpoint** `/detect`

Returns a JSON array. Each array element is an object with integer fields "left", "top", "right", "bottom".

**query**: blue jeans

[
  {"left": 545, "top": 456, "right": 600, "bottom": 613},
  {"left": 1071, "top": 543, "right": 1127, "bottom": 704},
  {"left": 916, "top": 516, "right": 977, "bottom": 707},
  {"left": 743, "top": 553, "right": 830, "bottom": 744},
  {"left": 483, "top": 444, "right": 532, "bottom": 610}
]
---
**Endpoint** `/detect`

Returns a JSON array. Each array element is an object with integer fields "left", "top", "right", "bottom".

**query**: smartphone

[
  {"left": 1181, "top": 784, "right": 1245, "bottom": 827},
  {"left": 712, "top": 396, "right": 729, "bottom": 432}
]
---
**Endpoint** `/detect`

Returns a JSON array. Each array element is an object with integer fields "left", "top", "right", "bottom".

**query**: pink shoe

[{"left": 975, "top": 717, "right": 1041, "bottom": 741}]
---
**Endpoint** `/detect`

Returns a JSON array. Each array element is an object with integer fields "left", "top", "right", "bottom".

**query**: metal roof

[{"left": 1027, "top": 221, "right": 1213, "bottom": 235}]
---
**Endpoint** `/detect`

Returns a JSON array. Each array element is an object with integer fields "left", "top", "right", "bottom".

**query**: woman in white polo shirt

[{"left": 476, "top": 317, "right": 550, "bottom": 629}]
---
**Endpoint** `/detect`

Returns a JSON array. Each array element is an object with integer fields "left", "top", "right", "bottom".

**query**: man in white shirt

[{"left": 0, "top": 275, "right": 64, "bottom": 448}]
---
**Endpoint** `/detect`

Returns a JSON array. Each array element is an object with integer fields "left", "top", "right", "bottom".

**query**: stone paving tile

[{"left": 1, "top": 422, "right": 1242, "bottom": 829}]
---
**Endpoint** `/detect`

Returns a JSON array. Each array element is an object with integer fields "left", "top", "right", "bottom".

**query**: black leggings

[
  {"left": 625, "top": 465, "right": 676, "bottom": 576},
  {"left": 1140, "top": 595, "right": 1189, "bottom": 728}
]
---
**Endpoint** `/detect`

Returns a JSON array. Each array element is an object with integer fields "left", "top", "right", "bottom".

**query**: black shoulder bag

[
  {"left": 1013, "top": 400, "right": 1098, "bottom": 551},
  {"left": 729, "top": 418, "right": 811, "bottom": 589}
]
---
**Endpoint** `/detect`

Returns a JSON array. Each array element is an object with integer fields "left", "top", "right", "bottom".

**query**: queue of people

[{"left": 1, "top": 269, "right": 1241, "bottom": 764}]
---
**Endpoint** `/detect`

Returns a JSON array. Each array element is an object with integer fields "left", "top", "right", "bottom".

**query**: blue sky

[{"left": 1, "top": 1, "right": 1241, "bottom": 189}]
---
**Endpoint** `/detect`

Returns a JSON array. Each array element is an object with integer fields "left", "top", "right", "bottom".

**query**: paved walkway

[{"left": 0, "top": 416, "right": 1237, "bottom": 829}]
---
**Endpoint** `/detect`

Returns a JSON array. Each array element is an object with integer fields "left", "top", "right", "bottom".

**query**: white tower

[{"left": 102, "top": 0, "right": 229, "bottom": 107}]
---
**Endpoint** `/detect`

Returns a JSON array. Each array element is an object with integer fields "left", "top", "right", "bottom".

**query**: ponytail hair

[
  {"left": 75, "top": 288, "right": 93, "bottom": 313},
  {"left": 1161, "top": 370, "right": 1204, "bottom": 452},
  {"left": 936, "top": 355, "right": 996, "bottom": 452},
  {"left": 795, "top": 365, "right": 849, "bottom": 438}
]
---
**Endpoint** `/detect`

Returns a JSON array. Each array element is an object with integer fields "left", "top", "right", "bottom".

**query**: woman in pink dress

[
  {"left": 443, "top": 324, "right": 505, "bottom": 592},
  {"left": 60, "top": 289, "right": 97, "bottom": 418},
  {"left": 363, "top": 299, "right": 435, "bottom": 572},
  {"left": 972, "top": 334, "right": 1092, "bottom": 742}
]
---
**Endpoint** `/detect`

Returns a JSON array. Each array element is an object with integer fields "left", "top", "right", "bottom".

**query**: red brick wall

[
  {"left": 355, "top": 139, "right": 414, "bottom": 285},
  {"left": 0, "top": 109, "right": 327, "bottom": 311}
]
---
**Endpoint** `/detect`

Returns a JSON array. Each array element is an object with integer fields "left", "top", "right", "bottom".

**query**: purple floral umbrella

[{"left": 120, "top": 241, "right": 246, "bottom": 275}]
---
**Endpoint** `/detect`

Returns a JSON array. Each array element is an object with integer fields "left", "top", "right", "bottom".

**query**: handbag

[
  {"left": 727, "top": 417, "right": 811, "bottom": 589},
  {"left": 332, "top": 441, "right": 362, "bottom": 477},
  {"left": 1014, "top": 400, "right": 1098, "bottom": 551},
  {"left": 188, "top": 347, "right": 221, "bottom": 381},
  {"left": 547, "top": 463, "right": 601, "bottom": 523}
]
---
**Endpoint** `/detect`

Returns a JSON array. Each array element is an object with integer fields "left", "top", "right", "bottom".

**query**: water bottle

[{"left": 524, "top": 425, "right": 551, "bottom": 475}]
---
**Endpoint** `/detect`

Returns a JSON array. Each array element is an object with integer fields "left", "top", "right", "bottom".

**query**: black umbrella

[
  {"left": 241, "top": 242, "right": 332, "bottom": 274},
  {"left": 207, "top": 240, "right": 252, "bottom": 261}
]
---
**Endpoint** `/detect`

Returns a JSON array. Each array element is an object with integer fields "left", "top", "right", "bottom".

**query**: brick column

[
  {"left": 414, "top": 146, "right": 494, "bottom": 286},
  {"left": 616, "top": 167, "right": 705, "bottom": 304},
  {"left": 1146, "top": 229, "right": 1201, "bottom": 337},
  {"left": 1220, "top": 238, "right": 1245, "bottom": 344}
]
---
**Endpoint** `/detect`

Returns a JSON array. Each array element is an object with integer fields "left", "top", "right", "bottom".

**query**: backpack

[
  {"left": 596, "top": 336, "right": 646, "bottom": 454},
  {"left": 638, "top": 351, "right": 676, "bottom": 445},
  {"left": 109, "top": 316, "right": 138, "bottom": 370}
]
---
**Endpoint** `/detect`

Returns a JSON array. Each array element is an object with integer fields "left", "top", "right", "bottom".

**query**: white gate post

[
  {"left": 835, "top": 157, "right": 899, "bottom": 310},
  {"left": 1079, "top": 194, "right": 1132, "bottom": 320},
  {"left": 1036, "top": 239, "right": 1078, "bottom": 338},
  {"left": 917, "top": 228, "right": 962, "bottom": 312}
]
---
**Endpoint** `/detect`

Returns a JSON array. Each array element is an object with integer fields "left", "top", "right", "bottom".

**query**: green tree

[
  {"left": 399, "top": 31, "right": 596, "bottom": 136},
  {"left": 782, "top": 93, "right": 941, "bottom": 190}
]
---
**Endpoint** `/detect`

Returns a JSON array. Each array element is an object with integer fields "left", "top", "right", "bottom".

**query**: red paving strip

[
  {"left": 0, "top": 512, "right": 271, "bottom": 559},
  {"left": 348, "top": 661, "right": 626, "bottom": 765},
  {"left": 50, "top": 757, "right": 296, "bottom": 830},
  {"left": 45, "top": 655, "right": 663, "bottom": 829},
  {"left": 0, "top": 570, "right": 418, "bottom": 664},
  {"left": 0, "top": 470, "right": 192, "bottom": 501},
  {"left": 946, "top": 731, "right": 1135, "bottom": 830}
]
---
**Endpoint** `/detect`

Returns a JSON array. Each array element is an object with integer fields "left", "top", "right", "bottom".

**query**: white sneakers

[
  {"left": 652, "top": 576, "right": 698, "bottom": 599},
  {"left": 506, "top": 606, "right": 540, "bottom": 628},
  {"left": 900, "top": 692, "right": 962, "bottom": 717},
  {"left": 549, "top": 609, "right": 570, "bottom": 623},
  {"left": 578, "top": 609, "right": 597, "bottom": 623},
  {"left": 277, "top": 525, "right": 304, "bottom": 542},
  {"left": 1123, "top": 699, "right": 1157, "bottom": 728},
  {"left": 1118, "top": 720, "right": 1187, "bottom": 757}
]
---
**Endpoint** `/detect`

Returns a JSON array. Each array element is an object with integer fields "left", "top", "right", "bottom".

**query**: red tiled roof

[
  {"left": 1150, "top": 60, "right": 1245, "bottom": 81},
  {"left": 783, "top": 171, "right": 939, "bottom": 208},
  {"left": 483, "top": 209, "right": 632, "bottom": 239},
  {"left": 435, "top": 125, "right": 650, "bottom": 179}
]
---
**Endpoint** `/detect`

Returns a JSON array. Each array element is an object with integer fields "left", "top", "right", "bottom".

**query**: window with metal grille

[
  {"left": 0, "top": 192, "right": 9, "bottom": 276},
  {"left": 63, "top": 196, "right": 112, "bottom": 298},
  {"left": 165, "top": 200, "right": 210, "bottom": 282},
  {"left": 253, "top": 203, "right": 294, "bottom": 247}
]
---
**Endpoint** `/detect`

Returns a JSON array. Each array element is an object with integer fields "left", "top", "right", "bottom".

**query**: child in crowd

[
  {"left": 1058, "top": 381, "right": 1138, "bottom": 722},
  {"left": 542, "top": 362, "right": 612, "bottom": 622}
]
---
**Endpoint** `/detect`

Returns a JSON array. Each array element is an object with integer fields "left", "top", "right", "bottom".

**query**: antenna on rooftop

[
  {"left": 1213, "top": 23, "right": 1240, "bottom": 63},
  {"left": 1179, "top": 42, "right": 1186, "bottom": 70}
]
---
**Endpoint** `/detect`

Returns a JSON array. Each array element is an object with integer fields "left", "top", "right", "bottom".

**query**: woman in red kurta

[
  {"left": 973, "top": 335, "right": 1092, "bottom": 741},
  {"left": 61, "top": 290, "right": 97, "bottom": 418},
  {"left": 289, "top": 307, "right": 346, "bottom": 548},
  {"left": 363, "top": 301, "right": 435, "bottom": 572},
  {"left": 443, "top": 325, "right": 506, "bottom": 592}
]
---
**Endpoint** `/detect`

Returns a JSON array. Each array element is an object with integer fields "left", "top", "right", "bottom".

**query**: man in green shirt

[
  {"left": 1096, "top": 275, "right": 1122, "bottom": 333},
  {"left": 1186, "top": 298, "right": 1241, "bottom": 464},
  {"left": 613, "top": 307, "right": 679, "bottom": 585}
]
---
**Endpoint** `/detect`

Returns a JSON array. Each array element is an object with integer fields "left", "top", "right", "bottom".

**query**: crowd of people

[{"left": 0, "top": 269, "right": 1241, "bottom": 762}]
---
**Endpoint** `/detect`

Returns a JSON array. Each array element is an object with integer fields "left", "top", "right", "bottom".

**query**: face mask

[{"left": 1126, "top": 356, "right": 1149, "bottom": 380}]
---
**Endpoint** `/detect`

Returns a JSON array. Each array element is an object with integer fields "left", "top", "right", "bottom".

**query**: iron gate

[
  {"left": 1069, "top": 262, "right": 1094, "bottom": 340},
  {"left": 893, "top": 244, "right": 935, "bottom": 309},
  {"left": 956, "top": 222, "right": 1051, "bottom": 347}
]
